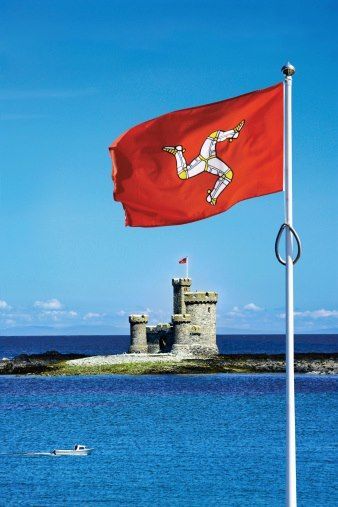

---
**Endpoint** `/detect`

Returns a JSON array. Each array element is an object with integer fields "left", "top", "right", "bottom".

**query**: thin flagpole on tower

[
  {"left": 282, "top": 62, "right": 297, "bottom": 507},
  {"left": 186, "top": 257, "right": 189, "bottom": 279}
]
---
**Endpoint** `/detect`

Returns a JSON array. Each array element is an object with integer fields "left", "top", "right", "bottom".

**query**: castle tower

[
  {"left": 129, "top": 314, "right": 148, "bottom": 353},
  {"left": 171, "top": 314, "right": 192, "bottom": 355},
  {"left": 184, "top": 292, "right": 218, "bottom": 356},
  {"left": 172, "top": 278, "right": 192, "bottom": 314}
]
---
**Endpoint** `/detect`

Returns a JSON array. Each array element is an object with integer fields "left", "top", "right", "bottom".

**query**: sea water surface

[
  {"left": 1, "top": 333, "right": 338, "bottom": 358},
  {"left": 1, "top": 374, "right": 337, "bottom": 506}
]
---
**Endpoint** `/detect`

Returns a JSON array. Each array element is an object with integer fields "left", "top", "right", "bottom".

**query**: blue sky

[{"left": 1, "top": 0, "right": 337, "bottom": 335}]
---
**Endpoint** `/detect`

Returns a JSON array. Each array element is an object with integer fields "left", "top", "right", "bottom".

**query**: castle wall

[
  {"left": 146, "top": 324, "right": 173, "bottom": 353},
  {"left": 184, "top": 292, "right": 218, "bottom": 356},
  {"left": 146, "top": 326, "right": 160, "bottom": 354},
  {"left": 172, "top": 278, "right": 191, "bottom": 315},
  {"left": 129, "top": 314, "right": 148, "bottom": 353}
]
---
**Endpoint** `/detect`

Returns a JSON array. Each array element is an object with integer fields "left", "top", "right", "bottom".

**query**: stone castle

[{"left": 128, "top": 278, "right": 219, "bottom": 357}]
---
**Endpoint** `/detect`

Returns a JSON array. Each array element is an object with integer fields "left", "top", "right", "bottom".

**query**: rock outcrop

[{"left": 0, "top": 350, "right": 86, "bottom": 375}]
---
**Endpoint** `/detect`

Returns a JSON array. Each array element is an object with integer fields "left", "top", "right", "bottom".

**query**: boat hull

[{"left": 52, "top": 449, "right": 93, "bottom": 456}]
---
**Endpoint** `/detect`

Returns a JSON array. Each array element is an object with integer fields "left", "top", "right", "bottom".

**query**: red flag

[
  {"left": 179, "top": 257, "right": 187, "bottom": 264},
  {"left": 110, "top": 83, "right": 283, "bottom": 227}
]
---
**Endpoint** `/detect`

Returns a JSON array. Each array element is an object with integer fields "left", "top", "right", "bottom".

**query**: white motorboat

[{"left": 51, "top": 444, "right": 93, "bottom": 456}]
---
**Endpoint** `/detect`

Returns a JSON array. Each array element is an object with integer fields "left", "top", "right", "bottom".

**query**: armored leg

[
  {"left": 162, "top": 145, "right": 188, "bottom": 179},
  {"left": 206, "top": 170, "right": 233, "bottom": 206},
  {"left": 162, "top": 146, "right": 205, "bottom": 179}
]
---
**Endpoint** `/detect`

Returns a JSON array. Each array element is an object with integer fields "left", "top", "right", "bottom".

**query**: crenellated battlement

[
  {"left": 185, "top": 292, "right": 218, "bottom": 304},
  {"left": 129, "top": 314, "right": 148, "bottom": 324},
  {"left": 172, "top": 278, "right": 192, "bottom": 287},
  {"left": 147, "top": 323, "right": 172, "bottom": 333},
  {"left": 172, "top": 313, "right": 191, "bottom": 324}
]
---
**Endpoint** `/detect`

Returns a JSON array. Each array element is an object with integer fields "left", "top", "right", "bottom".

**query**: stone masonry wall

[
  {"left": 171, "top": 314, "right": 192, "bottom": 355},
  {"left": 129, "top": 314, "right": 148, "bottom": 353},
  {"left": 172, "top": 278, "right": 192, "bottom": 315},
  {"left": 146, "top": 324, "right": 174, "bottom": 353},
  {"left": 184, "top": 292, "right": 218, "bottom": 356}
]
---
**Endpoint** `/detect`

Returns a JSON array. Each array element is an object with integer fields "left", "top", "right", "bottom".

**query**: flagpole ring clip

[{"left": 275, "top": 223, "right": 302, "bottom": 265}]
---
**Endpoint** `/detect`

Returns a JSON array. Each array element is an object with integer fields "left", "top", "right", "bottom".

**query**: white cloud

[
  {"left": 0, "top": 312, "right": 32, "bottom": 323},
  {"left": 116, "top": 310, "right": 126, "bottom": 317},
  {"left": 295, "top": 309, "right": 338, "bottom": 319},
  {"left": 227, "top": 303, "right": 263, "bottom": 317},
  {"left": 0, "top": 300, "right": 11, "bottom": 310},
  {"left": 279, "top": 309, "right": 338, "bottom": 319},
  {"left": 38, "top": 310, "right": 78, "bottom": 321},
  {"left": 34, "top": 298, "right": 62, "bottom": 310},
  {"left": 227, "top": 306, "right": 244, "bottom": 317},
  {"left": 243, "top": 303, "right": 263, "bottom": 312},
  {"left": 83, "top": 312, "right": 105, "bottom": 320}
]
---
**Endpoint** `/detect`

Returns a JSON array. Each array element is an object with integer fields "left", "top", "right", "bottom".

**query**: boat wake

[
  {"left": 23, "top": 452, "right": 55, "bottom": 457},
  {"left": 0, "top": 451, "right": 55, "bottom": 457}
]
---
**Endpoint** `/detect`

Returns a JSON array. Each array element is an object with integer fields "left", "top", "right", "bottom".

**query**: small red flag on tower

[{"left": 179, "top": 257, "right": 187, "bottom": 264}]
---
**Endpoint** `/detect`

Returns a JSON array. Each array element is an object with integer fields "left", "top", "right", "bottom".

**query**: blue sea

[
  {"left": 1, "top": 335, "right": 337, "bottom": 506},
  {"left": 1, "top": 333, "right": 338, "bottom": 358}
]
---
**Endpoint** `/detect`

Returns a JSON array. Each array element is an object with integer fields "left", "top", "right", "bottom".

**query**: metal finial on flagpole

[
  {"left": 281, "top": 61, "right": 297, "bottom": 507},
  {"left": 282, "top": 62, "right": 296, "bottom": 77}
]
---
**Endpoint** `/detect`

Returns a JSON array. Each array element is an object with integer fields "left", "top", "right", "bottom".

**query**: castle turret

[
  {"left": 129, "top": 314, "right": 148, "bottom": 353},
  {"left": 171, "top": 314, "right": 192, "bottom": 355},
  {"left": 172, "top": 278, "right": 192, "bottom": 314},
  {"left": 184, "top": 292, "right": 218, "bottom": 356}
]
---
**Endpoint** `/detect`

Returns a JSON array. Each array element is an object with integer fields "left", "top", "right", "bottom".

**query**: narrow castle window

[{"left": 208, "top": 307, "right": 210, "bottom": 313}]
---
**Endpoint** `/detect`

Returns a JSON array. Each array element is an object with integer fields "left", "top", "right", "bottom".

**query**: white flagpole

[
  {"left": 282, "top": 62, "right": 297, "bottom": 507},
  {"left": 186, "top": 257, "right": 189, "bottom": 278}
]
